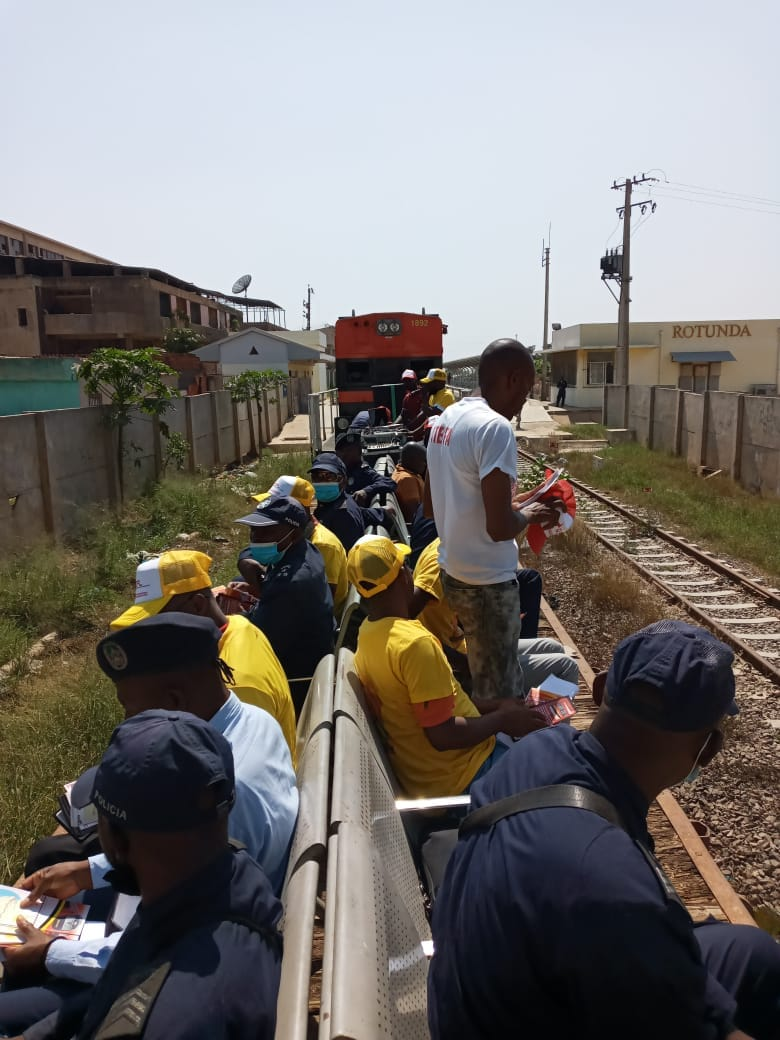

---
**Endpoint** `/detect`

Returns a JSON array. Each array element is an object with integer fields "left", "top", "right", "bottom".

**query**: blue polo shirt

[
  {"left": 248, "top": 539, "right": 334, "bottom": 684},
  {"left": 428, "top": 725, "right": 738, "bottom": 1040}
]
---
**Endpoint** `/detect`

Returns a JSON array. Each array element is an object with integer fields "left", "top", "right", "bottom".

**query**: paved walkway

[
  {"left": 517, "top": 398, "right": 561, "bottom": 436},
  {"left": 268, "top": 412, "right": 312, "bottom": 454}
]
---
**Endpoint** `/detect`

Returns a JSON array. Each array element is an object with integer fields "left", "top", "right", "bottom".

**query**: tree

[
  {"left": 225, "top": 369, "right": 288, "bottom": 457},
  {"left": 75, "top": 348, "right": 179, "bottom": 501},
  {"left": 161, "top": 326, "right": 205, "bottom": 354}
]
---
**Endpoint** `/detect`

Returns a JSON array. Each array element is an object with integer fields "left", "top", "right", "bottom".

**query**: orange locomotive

[{"left": 335, "top": 310, "right": 447, "bottom": 422}]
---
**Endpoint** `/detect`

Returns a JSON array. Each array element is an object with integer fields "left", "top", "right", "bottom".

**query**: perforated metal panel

[
  {"left": 327, "top": 823, "right": 430, "bottom": 1040},
  {"left": 334, "top": 650, "right": 397, "bottom": 791},
  {"left": 276, "top": 858, "right": 319, "bottom": 1040},
  {"left": 331, "top": 715, "right": 430, "bottom": 943},
  {"left": 296, "top": 654, "right": 335, "bottom": 754}
]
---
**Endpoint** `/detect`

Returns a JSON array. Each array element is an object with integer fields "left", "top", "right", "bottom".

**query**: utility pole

[
  {"left": 541, "top": 233, "right": 551, "bottom": 401},
  {"left": 302, "top": 284, "right": 314, "bottom": 330},
  {"left": 615, "top": 178, "right": 631, "bottom": 387},
  {"left": 610, "top": 174, "right": 657, "bottom": 387}
]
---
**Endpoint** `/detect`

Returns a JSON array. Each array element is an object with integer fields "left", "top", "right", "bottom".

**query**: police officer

[
  {"left": 0, "top": 618, "right": 296, "bottom": 1039},
  {"left": 429, "top": 621, "right": 780, "bottom": 1040},
  {"left": 308, "top": 452, "right": 387, "bottom": 552},
  {"left": 235, "top": 496, "right": 335, "bottom": 712},
  {"left": 75, "top": 710, "right": 281, "bottom": 1039},
  {"left": 334, "top": 431, "right": 396, "bottom": 505}
]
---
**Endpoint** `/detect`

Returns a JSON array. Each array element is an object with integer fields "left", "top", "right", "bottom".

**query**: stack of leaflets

[
  {"left": 0, "top": 884, "right": 88, "bottom": 945},
  {"left": 525, "top": 674, "right": 579, "bottom": 726}
]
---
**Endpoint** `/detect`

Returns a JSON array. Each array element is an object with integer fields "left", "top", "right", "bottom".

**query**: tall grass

[
  {"left": 564, "top": 423, "right": 608, "bottom": 440},
  {"left": 0, "top": 457, "right": 312, "bottom": 879},
  {"left": 0, "top": 658, "right": 120, "bottom": 880},
  {"left": 566, "top": 444, "right": 780, "bottom": 579}
]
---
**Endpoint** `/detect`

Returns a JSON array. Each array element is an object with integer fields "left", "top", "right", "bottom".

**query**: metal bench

[
  {"left": 320, "top": 822, "right": 431, "bottom": 1040},
  {"left": 276, "top": 656, "right": 335, "bottom": 1040}
]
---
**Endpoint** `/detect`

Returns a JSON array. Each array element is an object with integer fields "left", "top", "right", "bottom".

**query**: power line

[
  {"left": 663, "top": 179, "right": 780, "bottom": 207},
  {"left": 647, "top": 188, "right": 780, "bottom": 217}
]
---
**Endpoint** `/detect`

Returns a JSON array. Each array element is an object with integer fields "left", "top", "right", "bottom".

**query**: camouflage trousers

[{"left": 441, "top": 571, "right": 522, "bottom": 700}]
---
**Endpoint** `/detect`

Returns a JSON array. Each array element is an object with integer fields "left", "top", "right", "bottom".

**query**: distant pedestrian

[{"left": 555, "top": 377, "right": 568, "bottom": 407}]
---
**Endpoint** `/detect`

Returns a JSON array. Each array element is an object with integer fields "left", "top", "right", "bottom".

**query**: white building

[
  {"left": 193, "top": 327, "right": 334, "bottom": 395},
  {"left": 547, "top": 319, "right": 780, "bottom": 408}
]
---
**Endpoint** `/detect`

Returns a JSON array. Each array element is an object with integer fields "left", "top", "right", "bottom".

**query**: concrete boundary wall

[
  {"left": 0, "top": 379, "right": 303, "bottom": 550},
  {"left": 603, "top": 385, "right": 780, "bottom": 496}
]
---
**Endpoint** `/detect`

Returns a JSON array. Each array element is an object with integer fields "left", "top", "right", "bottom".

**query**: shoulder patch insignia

[{"left": 94, "top": 961, "right": 171, "bottom": 1039}]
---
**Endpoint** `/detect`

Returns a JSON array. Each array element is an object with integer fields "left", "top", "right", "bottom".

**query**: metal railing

[{"left": 308, "top": 388, "right": 338, "bottom": 454}]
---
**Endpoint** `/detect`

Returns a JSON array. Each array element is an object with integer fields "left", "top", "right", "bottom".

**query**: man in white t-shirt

[{"left": 425, "top": 339, "right": 559, "bottom": 700}]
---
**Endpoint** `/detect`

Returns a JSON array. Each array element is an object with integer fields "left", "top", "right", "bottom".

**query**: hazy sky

[{"left": 3, "top": 0, "right": 778, "bottom": 360}]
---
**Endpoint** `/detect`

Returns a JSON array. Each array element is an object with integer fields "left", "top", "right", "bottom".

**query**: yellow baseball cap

[
  {"left": 420, "top": 367, "right": 447, "bottom": 384},
  {"left": 253, "top": 474, "right": 316, "bottom": 509},
  {"left": 110, "top": 550, "right": 213, "bottom": 630},
  {"left": 347, "top": 536, "right": 411, "bottom": 599}
]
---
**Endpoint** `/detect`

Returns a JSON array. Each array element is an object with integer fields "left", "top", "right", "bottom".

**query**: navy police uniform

[
  {"left": 335, "top": 431, "right": 396, "bottom": 501},
  {"left": 246, "top": 538, "right": 334, "bottom": 709},
  {"left": 313, "top": 492, "right": 385, "bottom": 552},
  {"left": 236, "top": 495, "right": 335, "bottom": 710},
  {"left": 74, "top": 847, "right": 281, "bottom": 1040},
  {"left": 25, "top": 711, "right": 283, "bottom": 1040},
  {"left": 429, "top": 622, "right": 780, "bottom": 1040}
]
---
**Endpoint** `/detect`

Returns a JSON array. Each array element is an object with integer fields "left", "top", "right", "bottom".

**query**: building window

[
  {"left": 208, "top": 307, "right": 218, "bottom": 328},
  {"left": 587, "top": 361, "right": 609, "bottom": 385},
  {"left": 17, "top": 308, "right": 29, "bottom": 327},
  {"left": 190, "top": 302, "right": 202, "bottom": 325},
  {"left": 0, "top": 235, "right": 8, "bottom": 255},
  {"left": 159, "top": 292, "right": 172, "bottom": 318},
  {"left": 11, "top": 238, "right": 23, "bottom": 256},
  {"left": 678, "top": 362, "right": 720, "bottom": 392}
]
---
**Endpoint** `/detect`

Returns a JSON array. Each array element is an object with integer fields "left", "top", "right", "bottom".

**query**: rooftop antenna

[
  {"left": 231, "top": 274, "right": 252, "bottom": 325},
  {"left": 302, "top": 284, "right": 314, "bottom": 330}
]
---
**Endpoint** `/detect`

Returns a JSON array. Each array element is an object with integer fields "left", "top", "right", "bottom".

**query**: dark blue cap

[
  {"left": 335, "top": 430, "right": 362, "bottom": 449},
  {"left": 235, "top": 494, "right": 308, "bottom": 529},
  {"left": 606, "top": 620, "right": 738, "bottom": 732},
  {"left": 309, "top": 452, "right": 347, "bottom": 478},
  {"left": 97, "top": 613, "right": 222, "bottom": 680},
  {"left": 92, "top": 710, "right": 235, "bottom": 832}
]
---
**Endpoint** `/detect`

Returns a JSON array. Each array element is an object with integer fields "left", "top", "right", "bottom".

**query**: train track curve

[{"left": 517, "top": 450, "right": 780, "bottom": 688}]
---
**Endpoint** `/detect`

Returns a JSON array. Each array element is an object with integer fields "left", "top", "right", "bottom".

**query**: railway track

[{"left": 518, "top": 449, "right": 780, "bottom": 688}]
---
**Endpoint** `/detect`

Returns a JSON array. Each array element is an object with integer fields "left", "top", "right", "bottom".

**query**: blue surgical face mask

[
  {"left": 314, "top": 482, "right": 340, "bottom": 503},
  {"left": 683, "top": 733, "right": 712, "bottom": 784},
  {"left": 249, "top": 530, "right": 294, "bottom": 566}
]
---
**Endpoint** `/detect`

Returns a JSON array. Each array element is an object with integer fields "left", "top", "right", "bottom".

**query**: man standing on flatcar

[
  {"left": 397, "top": 369, "right": 426, "bottom": 440},
  {"left": 420, "top": 367, "right": 455, "bottom": 416},
  {"left": 425, "top": 339, "right": 559, "bottom": 702}
]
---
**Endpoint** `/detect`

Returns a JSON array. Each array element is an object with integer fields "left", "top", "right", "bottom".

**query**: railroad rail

[{"left": 518, "top": 449, "right": 780, "bottom": 688}]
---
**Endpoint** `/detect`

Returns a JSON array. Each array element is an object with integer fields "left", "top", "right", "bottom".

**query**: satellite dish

[{"left": 232, "top": 274, "right": 252, "bottom": 294}]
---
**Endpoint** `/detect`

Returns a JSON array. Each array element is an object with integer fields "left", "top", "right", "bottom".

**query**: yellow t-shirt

[
  {"left": 413, "top": 538, "right": 467, "bottom": 655},
  {"left": 429, "top": 387, "right": 455, "bottom": 412},
  {"left": 354, "top": 616, "right": 494, "bottom": 797},
  {"left": 219, "top": 614, "right": 297, "bottom": 767},
  {"left": 312, "top": 522, "right": 348, "bottom": 618}
]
